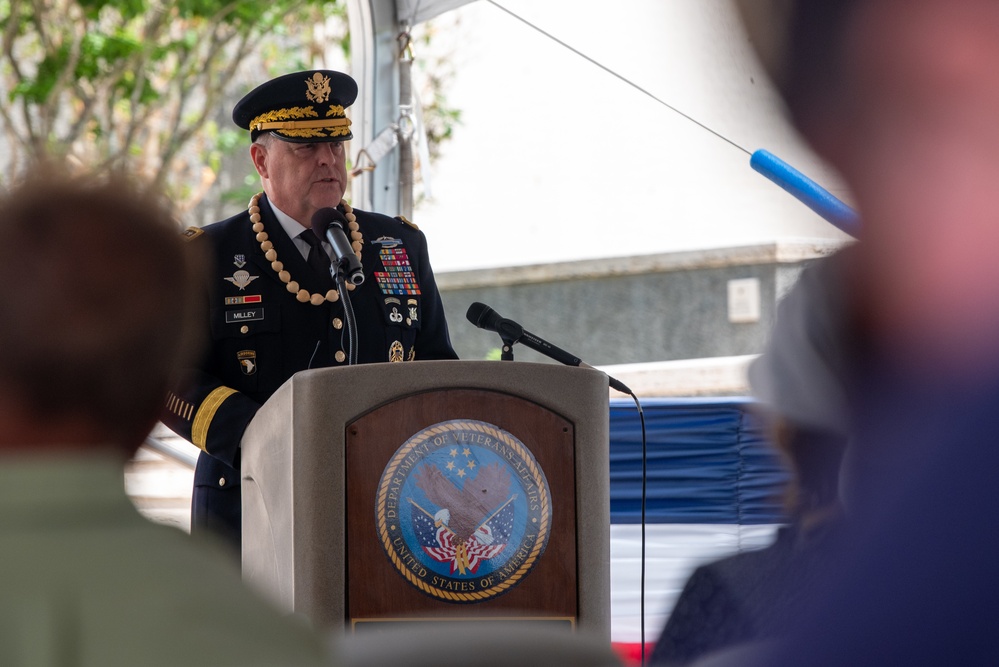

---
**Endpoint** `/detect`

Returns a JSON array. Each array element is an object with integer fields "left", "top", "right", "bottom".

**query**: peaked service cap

[{"left": 232, "top": 69, "right": 358, "bottom": 143}]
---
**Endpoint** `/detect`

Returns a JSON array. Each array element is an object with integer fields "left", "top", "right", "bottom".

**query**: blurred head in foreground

[
  {"left": 748, "top": 254, "right": 852, "bottom": 522},
  {"left": 0, "top": 166, "right": 204, "bottom": 457},
  {"left": 738, "top": 0, "right": 999, "bottom": 378},
  {"left": 736, "top": 1, "right": 999, "bottom": 663}
]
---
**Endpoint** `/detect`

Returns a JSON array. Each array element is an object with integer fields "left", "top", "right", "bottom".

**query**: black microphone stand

[
  {"left": 499, "top": 335, "right": 517, "bottom": 361},
  {"left": 488, "top": 316, "right": 525, "bottom": 361},
  {"left": 333, "top": 263, "right": 358, "bottom": 365}
]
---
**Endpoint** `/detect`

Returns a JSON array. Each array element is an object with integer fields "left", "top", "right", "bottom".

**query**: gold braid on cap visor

[{"left": 250, "top": 105, "right": 351, "bottom": 139}]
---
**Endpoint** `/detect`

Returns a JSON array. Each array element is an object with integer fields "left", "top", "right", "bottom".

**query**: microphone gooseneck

[
  {"left": 311, "top": 207, "right": 362, "bottom": 364},
  {"left": 310, "top": 207, "right": 364, "bottom": 286}
]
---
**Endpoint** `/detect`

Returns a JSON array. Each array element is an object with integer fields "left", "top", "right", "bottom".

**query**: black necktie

[{"left": 300, "top": 230, "right": 333, "bottom": 285}]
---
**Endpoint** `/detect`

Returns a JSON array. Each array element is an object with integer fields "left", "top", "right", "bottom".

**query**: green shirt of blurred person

[{"left": 0, "top": 167, "right": 333, "bottom": 666}]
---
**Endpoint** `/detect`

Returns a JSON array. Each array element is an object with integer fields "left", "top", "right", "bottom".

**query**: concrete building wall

[{"left": 436, "top": 240, "right": 843, "bottom": 367}]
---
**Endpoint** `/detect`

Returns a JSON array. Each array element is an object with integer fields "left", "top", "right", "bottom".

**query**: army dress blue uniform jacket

[{"left": 162, "top": 194, "right": 457, "bottom": 548}]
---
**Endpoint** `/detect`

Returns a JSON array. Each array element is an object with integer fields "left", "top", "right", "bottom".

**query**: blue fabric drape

[{"left": 609, "top": 398, "right": 790, "bottom": 525}]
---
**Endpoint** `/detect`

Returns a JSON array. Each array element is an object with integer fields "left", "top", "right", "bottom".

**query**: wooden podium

[{"left": 240, "top": 360, "right": 610, "bottom": 638}]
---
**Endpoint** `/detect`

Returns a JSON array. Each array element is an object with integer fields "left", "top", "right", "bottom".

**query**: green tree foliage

[
  {"left": 0, "top": 0, "right": 346, "bottom": 210},
  {"left": 411, "top": 17, "right": 462, "bottom": 163}
]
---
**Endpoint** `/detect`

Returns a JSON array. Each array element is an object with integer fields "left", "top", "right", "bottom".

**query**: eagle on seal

[{"left": 415, "top": 462, "right": 512, "bottom": 544}]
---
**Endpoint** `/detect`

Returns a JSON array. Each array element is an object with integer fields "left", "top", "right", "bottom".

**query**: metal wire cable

[{"left": 486, "top": 0, "right": 752, "bottom": 157}]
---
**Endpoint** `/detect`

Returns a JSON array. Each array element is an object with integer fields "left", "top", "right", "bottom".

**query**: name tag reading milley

[{"left": 225, "top": 308, "right": 265, "bottom": 323}]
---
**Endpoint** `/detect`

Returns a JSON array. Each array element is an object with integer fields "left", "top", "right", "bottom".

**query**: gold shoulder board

[
  {"left": 395, "top": 215, "right": 419, "bottom": 231},
  {"left": 182, "top": 226, "right": 205, "bottom": 241}
]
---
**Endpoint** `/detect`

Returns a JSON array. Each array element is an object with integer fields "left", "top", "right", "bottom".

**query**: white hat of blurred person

[{"left": 747, "top": 254, "right": 851, "bottom": 441}]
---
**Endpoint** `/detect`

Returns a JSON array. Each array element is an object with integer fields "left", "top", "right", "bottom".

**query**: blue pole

[{"left": 750, "top": 149, "right": 860, "bottom": 238}]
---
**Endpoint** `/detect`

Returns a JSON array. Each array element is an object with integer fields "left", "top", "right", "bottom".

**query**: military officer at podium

[{"left": 162, "top": 69, "right": 458, "bottom": 552}]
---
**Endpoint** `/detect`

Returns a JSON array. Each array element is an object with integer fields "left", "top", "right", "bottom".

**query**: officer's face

[{"left": 250, "top": 136, "right": 348, "bottom": 224}]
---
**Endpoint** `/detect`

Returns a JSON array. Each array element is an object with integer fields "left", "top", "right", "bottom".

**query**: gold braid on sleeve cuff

[{"left": 191, "top": 387, "right": 239, "bottom": 451}]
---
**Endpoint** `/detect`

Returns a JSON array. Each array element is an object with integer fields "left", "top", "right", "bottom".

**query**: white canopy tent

[
  {"left": 345, "top": 0, "right": 478, "bottom": 217},
  {"left": 342, "top": 0, "right": 851, "bottom": 272}
]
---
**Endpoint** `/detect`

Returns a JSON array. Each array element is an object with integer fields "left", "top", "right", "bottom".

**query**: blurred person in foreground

[
  {"left": 0, "top": 167, "right": 332, "bottom": 666},
  {"left": 161, "top": 69, "right": 457, "bottom": 551},
  {"left": 732, "top": 0, "right": 999, "bottom": 663},
  {"left": 650, "top": 254, "right": 850, "bottom": 666}
]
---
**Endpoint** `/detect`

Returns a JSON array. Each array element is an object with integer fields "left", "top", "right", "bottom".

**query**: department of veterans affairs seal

[{"left": 375, "top": 419, "right": 552, "bottom": 603}]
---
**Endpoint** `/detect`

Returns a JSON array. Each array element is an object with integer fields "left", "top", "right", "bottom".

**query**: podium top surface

[{"left": 272, "top": 360, "right": 609, "bottom": 416}]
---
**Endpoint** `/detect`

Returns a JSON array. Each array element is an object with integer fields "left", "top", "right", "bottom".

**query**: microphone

[
  {"left": 465, "top": 302, "right": 632, "bottom": 394},
  {"left": 310, "top": 207, "right": 364, "bottom": 286}
]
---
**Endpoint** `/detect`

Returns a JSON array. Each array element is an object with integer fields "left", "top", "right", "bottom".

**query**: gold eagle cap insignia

[{"left": 305, "top": 72, "right": 332, "bottom": 104}]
